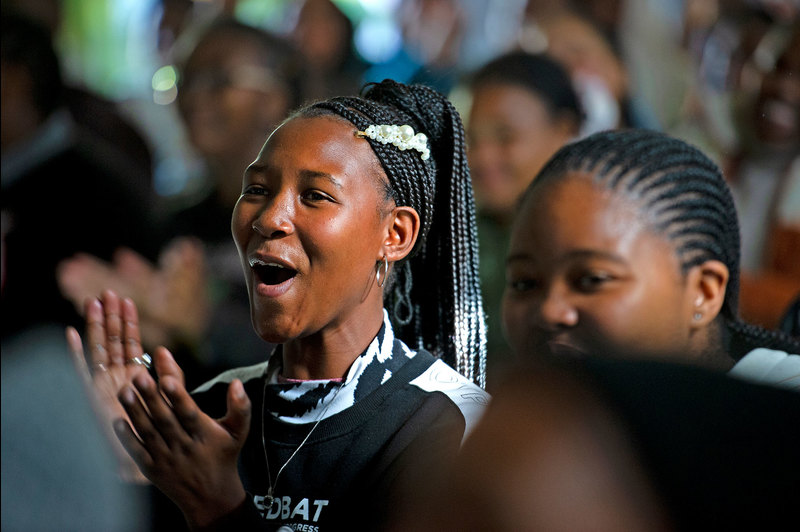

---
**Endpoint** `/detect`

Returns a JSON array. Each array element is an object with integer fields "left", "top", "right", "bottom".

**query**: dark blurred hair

[
  {"left": 1, "top": 10, "right": 64, "bottom": 117},
  {"left": 526, "top": 128, "right": 800, "bottom": 360},
  {"left": 178, "top": 17, "right": 305, "bottom": 110},
  {"left": 294, "top": 79, "right": 487, "bottom": 387},
  {"left": 469, "top": 50, "right": 584, "bottom": 127},
  {"left": 296, "top": 0, "right": 358, "bottom": 69}
]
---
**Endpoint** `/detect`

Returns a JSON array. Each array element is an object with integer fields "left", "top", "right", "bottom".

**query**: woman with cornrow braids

[
  {"left": 67, "top": 79, "right": 489, "bottom": 530},
  {"left": 503, "top": 128, "right": 799, "bottom": 390}
]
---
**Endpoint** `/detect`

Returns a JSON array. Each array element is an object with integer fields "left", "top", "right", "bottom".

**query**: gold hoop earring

[{"left": 376, "top": 256, "right": 389, "bottom": 288}]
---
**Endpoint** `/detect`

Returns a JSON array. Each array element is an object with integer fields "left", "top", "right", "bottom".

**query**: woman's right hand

[{"left": 66, "top": 289, "right": 181, "bottom": 483}]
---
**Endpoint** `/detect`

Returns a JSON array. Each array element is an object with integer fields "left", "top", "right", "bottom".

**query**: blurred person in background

[
  {"left": 1, "top": 11, "right": 155, "bottom": 529},
  {"left": 57, "top": 17, "right": 304, "bottom": 389},
  {"left": 617, "top": 0, "right": 795, "bottom": 163},
  {"left": 518, "top": 1, "right": 659, "bottom": 136},
  {"left": 365, "top": 0, "right": 466, "bottom": 95},
  {"left": 724, "top": 23, "right": 799, "bottom": 330},
  {"left": 394, "top": 348, "right": 800, "bottom": 531},
  {"left": 389, "top": 360, "right": 673, "bottom": 532},
  {"left": 288, "top": 0, "right": 367, "bottom": 101},
  {"left": 465, "top": 50, "right": 583, "bottom": 389},
  {"left": 2, "top": 0, "right": 156, "bottom": 189},
  {"left": 1, "top": 10, "right": 162, "bottom": 341},
  {"left": 2, "top": 325, "right": 151, "bottom": 532}
]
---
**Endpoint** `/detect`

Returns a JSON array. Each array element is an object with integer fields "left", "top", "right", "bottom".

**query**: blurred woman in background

[{"left": 465, "top": 50, "right": 582, "bottom": 388}]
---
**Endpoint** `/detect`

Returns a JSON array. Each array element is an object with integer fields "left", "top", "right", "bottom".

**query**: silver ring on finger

[{"left": 127, "top": 353, "right": 152, "bottom": 370}]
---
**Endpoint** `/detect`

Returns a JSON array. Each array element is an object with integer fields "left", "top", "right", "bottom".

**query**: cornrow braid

[
  {"left": 293, "top": 79, "right": 487, "bottom": 387},
  {"left": 528, "top": 128, "right": 799, "bottom": 360}
]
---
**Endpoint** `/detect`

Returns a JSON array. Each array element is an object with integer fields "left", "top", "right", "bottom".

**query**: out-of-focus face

[
  {"left": 231, "top": 115, "right": 390, "bottom": 344},
  {"left": 502, "top": 173, "right": 698, "bottom": 363},
  {"left": 292, "top": 0, "right": 349, "bottom": 68},
  {"left": 753, "top": 32, "right": 800, "bottom": 147},
  {"left": 467, "top": 83, "right": 574, "bottom": 217},
  {"left": 542, "top": 13, "right": 627, "bottom": 103},
  {"left": 177, "top": 32, "right": 289, "bottom": 165}
]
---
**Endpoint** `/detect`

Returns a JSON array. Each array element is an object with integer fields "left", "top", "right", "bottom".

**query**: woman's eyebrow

[
  {"left": 506, "top": 249, "right": 626, "bottom": 266},
  {"left": 506, "top": 252, "right": 534, "bottom": 265},
  {"left": 244, "top": 162, "right": 266, "bottom": 176},
  {"left": 563, "top": 249, "right": 627, "bottom": 264},
  {"left": 298, "top": 169, "right": 343, "bottom": 189},
  {"left": 242, "top": 165, "right": 342, "bottom": 191}
]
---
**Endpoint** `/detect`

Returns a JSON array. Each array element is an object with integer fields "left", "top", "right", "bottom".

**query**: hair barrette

[{"left": 356, "top": 124, "right": 430, "bottom": 161}]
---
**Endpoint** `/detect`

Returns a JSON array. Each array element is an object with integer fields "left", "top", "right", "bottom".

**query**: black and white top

[
  {"left": 729, "top": 347, "right": 800, "bottom": 391},
  {"left": 193, "top": 310, "right": 490, "bottom": 530}
]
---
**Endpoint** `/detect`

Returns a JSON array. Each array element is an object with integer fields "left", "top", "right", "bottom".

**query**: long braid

[
  {"left": 530, "top": 129, "right": 800, "bottom": 360},
  {"left": 294, "top": 80, "right": 487, "bottom": 387},
  {"left": 441, "top": 83, "right": 487, "bottom": 385}
]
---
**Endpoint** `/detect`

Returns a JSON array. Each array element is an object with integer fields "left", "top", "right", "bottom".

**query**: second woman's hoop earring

[{"left": 376, "top": 256, "right": 389, "bottom": 288}]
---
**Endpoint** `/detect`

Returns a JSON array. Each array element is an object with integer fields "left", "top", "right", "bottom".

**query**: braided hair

[
  {"left": 526, "top": 128, "right": 799, "bottom": 360},
  {"left": 290, "top": 79, "right": 487, "bottom": 387}
]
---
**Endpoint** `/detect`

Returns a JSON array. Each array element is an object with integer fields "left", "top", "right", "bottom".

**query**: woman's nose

[
  {"left": 251, "top": 196, "right": 294, "bottom": 238},
  {"left": 535, "top": 283, "right": 578, "bottom": 330}
]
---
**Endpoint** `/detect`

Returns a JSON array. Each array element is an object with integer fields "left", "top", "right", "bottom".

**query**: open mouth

[
  {"left": 253, "top": 262, "right": 298, "bottom": 286},
  {"left": 545, "top": 341, "right": 587, "bottom": 360}
]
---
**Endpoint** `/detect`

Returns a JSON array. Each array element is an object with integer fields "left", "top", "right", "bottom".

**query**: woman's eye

[
  {"left": 494, "top": 131, "right": 514, "bottom": 147},
  {"left": 242, "top": 184, "right": 268, "bottom": 196},
  {"left": 575, "top": 272, "right": 613, "bottom": 291},
  {"left": 303, "top": 190, "right": 333, "bottom": 202},
  {"left": 493, "top": 124, "right": 520, "bottom": 145},
  {"left": 508, "top": 278, "right": 540, "bottom": 293}
]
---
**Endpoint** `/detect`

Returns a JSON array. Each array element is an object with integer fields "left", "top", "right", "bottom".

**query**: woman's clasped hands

[{"left": 67, "top": 289, "right": 252, "bottom": 529}]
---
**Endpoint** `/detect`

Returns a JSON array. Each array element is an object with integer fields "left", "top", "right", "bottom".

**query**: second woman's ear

[
  {"left": 687, "top": 259, "right": 729, "bottom": 329},
  {"left": 383, "top": 206, "right": 420, "bottom": 263}
]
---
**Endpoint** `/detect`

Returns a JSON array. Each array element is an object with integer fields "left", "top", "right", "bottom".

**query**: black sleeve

[{"left": 360, "top": 392, "right": 465, "bottom": 530}]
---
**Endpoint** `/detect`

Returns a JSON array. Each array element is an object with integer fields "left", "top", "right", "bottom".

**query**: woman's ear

[
  {"left": 382, "top": 206, "right": 420, "bottom": 264},
  {"left": 686, "top": 260, "right": 729, "bottom": 330}
]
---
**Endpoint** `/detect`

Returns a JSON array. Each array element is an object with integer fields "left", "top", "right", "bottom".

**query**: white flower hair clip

[{"left": 356, "top": 124, "right": 430, "bottom": 161}]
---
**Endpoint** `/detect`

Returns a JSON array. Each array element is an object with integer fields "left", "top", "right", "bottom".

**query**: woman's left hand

[{"left": 115, "top": 347, "right": 252, "bottom": 530}]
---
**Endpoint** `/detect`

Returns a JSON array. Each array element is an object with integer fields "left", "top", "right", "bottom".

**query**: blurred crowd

[{"left": 1, "top": 0, "right": 798, "bottom": 530}]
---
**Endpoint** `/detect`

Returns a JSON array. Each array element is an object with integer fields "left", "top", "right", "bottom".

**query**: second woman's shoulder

[
  {"left": 404, "top": 350, "right": 491, "bottom": 441},
  {"left": 729, "top": 347, "right": 800, "bottom": 392}
]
